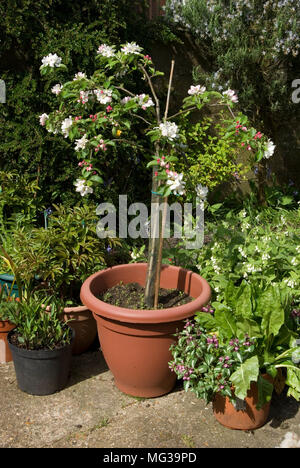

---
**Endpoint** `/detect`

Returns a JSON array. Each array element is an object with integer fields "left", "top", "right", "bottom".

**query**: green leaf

[
  {"left": 285, "top": 366, "right": 300, "bottom": 399},
  {"left": 194, "top": 311, "right": 216, "bottom": 330},
  {"left": 257, "top": 374, "right": 273, "bottom": 409},
  {"left": 209, "top": 203, "right": 223, "bottom": 213},
  {"left": 230, "top": 355, "right": 259, "bottom": 400},
  {"left": 214, "top": 306, "right": 236, "bottom": 338},
  {"left": 235, "top": 281, "right": 253, "bottom": 318},
  {"left": 259, "top": 287, "right": 285, "bottom": 340},
  {"left": 146, "top": 160, "right": 158, "bottom": 168},
  {"left": 89, "top": 175, "right": 103, "bottom": 183},
  {"left": 279, "top": 196, "right": 293, "bottom": 206},
  {"left": 236, "top": 315, "right": 262, "bottom": 339}
]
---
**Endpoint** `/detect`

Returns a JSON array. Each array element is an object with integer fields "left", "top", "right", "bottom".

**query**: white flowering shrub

[
  {"left": 165, "top": 0, "right": 299, "bottom": 119},
  {"left": 165, "top": 205, "right": 300, "bottom": 302}
]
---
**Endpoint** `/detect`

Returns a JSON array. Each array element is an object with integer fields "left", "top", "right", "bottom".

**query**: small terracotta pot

[
  {"left": 213, "top": 375, "right": 273, "bottom": 430},
  {"left": 62, "top": 304, "right": 97, "bottom": 355},
  {"left": 80, "top": 263, "right": 211, "bottom": 398},
  {"left": 0, "top": 320, "right": 16, "bottom": 363},
  {"left": 46, "top": 304, "right": 97, "bottom": 355}
]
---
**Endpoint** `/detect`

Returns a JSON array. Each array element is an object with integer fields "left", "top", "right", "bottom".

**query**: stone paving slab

[{"left": 0, "top": 348, "right": 299, "bottom": 449}]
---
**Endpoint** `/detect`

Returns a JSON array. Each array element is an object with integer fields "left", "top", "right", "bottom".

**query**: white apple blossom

[
  {"left": 166, "top": 171, "right": 186, "bottom": 195},
  {"left": 51, "top": 84, "right": 63, "bottom": 95},
  {"left": 73, "top": 72, "right": 87, "bottom": 81},
  {"left": 196, "top": 183, "right": 208, "bottom": 199},
  {"left": 75, "top": 179, "right": 93, "bottom": 197},
  {"left": 41, "top": 53, "right": 62, "bottom": 68},
  {"left": 94, "top": 89, "right": 113, "bottom": 104},
  {"left": 121, "top": 96, "right": 132, "bottom": 104},
  {"left": 188, "top": 85, "right": 206, "bottom": 95},
  {"left": 159, "top": 121, "right": 178, "bottom": 140},
  {"left": 74, "top": 134, "right": 88, "bottom": 152},
  {"left": 61, "top": 116, "right": 73, "bottom": 138},
  {"left": 78, "top": 90, "right": 90, "bottom": 104},
  {"left": 121, "top": 42, "right": 142, "bottom": 55},
  {"left": 263, "top": 139, "right": 276, "bottom": 159},
  {"left": 137, "top": 94, "right": 154, "bottom": 109},
  {"left": 222, "top": 89, "right": 238, "bottom": 103},
  {"left": 97, "top": 44, "right": 115, "bottom": 57},
  {"left": 39, "top": 113, "right": 49, "bottom": 126}
]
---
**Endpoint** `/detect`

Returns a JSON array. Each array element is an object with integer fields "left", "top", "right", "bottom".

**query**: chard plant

[
  {"left": 170, "top": 280, "right": 300, "bottom": 407},
  {"left": 39, "top": 43, "right": 275, "bottom": 308}
]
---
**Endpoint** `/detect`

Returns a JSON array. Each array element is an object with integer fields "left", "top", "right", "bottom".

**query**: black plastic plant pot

[{"left": 7, "top": 328, "right": 74, "bottom": 396}]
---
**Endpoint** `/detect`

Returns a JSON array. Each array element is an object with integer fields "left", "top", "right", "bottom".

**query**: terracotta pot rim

[
  {"left": 0, "top": 319, "right": 16, "bottom": 332},
  {"left": 62, "top": 304, "right": 90, "bottom": 313},
  {"left": 80, "top": 263, "right": 211, "bottom": 324},
  {"left": 45, "top": 303, "right": 90, "bottom": 313}
]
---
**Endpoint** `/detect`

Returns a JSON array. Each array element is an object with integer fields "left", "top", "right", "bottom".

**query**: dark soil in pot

[
  {"left": 98, "top": 282, "right": 194, "bottom": 309},
  {"left": 8, "top": 329, "right": 72, "bottom": 351}
]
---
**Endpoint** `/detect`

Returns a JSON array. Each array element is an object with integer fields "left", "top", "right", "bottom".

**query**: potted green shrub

[
  {"left": 39, "top": 44, "right": 275, "bottom": 397},
  {"left": 7, "top": 297, "right": 74, "bottom": 395},
  {"left": 169, "top": 281, "right": 300, "bottom": 430},
  {"left": 10, "top": 204, "right": 120, "bottom": 354}
]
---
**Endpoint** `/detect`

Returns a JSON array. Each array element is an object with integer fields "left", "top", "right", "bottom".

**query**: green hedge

[{"left": 0, "top": 0, "right": 153, "bottom": 208}]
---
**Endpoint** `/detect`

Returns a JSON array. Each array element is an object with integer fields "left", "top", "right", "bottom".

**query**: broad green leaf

[
  {"left": 285, "top": 365, "right": 300, "bottom": 390},
  {"left": 214, "top": 306, "right": 236, "bottom": 339},
  {"left": 236, "top": 315, "right": 262, "bottom": 339},
  {"left": 260, "top": 287, "right": 285, "bottom": 340},
  {"left": 89, "top": 175, "right": 103, "bottom": 183},
  {"left": 194, "top": 311, "right": 216, "bottom": 330},
  {"left": 230, "top": 355, "right": 259, "bottom": 400},
  {"left": 257, "top": 374, "right": 274, "bottom": 409},
  {"left": 235, "top": 281, "right": 253, "bottom": 318},
  {"left": 223, "top": 281, "right": 237, "bottom": 310}
]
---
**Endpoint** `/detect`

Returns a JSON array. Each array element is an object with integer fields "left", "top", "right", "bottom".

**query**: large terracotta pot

[
  {"left": 213, "top": 374, "right": 273, "bottom": 430},
  {"left": 80, "top": 263, "right": 211, "bottom": 398},
  {"left": 0, "top": 320, "right": 16, "bottom": 363}
]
